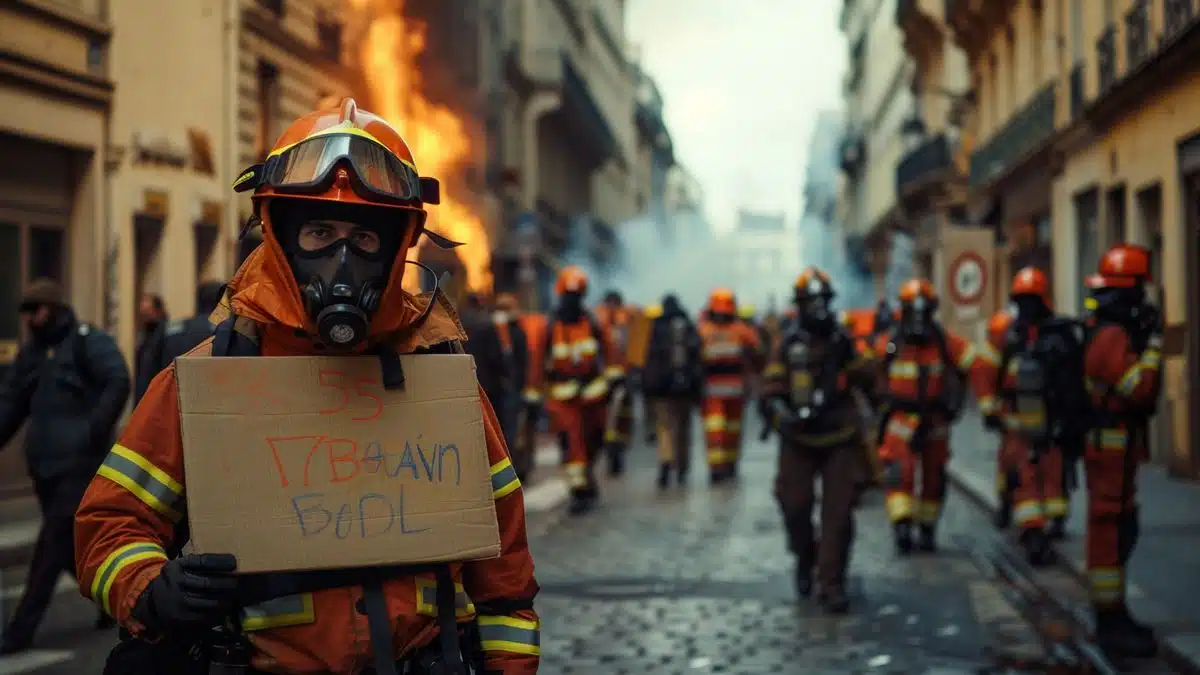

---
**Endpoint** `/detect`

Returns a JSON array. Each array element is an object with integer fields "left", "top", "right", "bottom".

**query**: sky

[{"left": 625, "top": 0, "right": 848, "bottom": 233}]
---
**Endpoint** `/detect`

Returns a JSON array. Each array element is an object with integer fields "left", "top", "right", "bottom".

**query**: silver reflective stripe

[
  {"left": 241, "top": 593, "right": 315, "bottom": 631},
  {"left": 707, "top": 383, "right": 744, "bottom": 397},
  {"left": 478, "top": 616, "right": 541, "bottom": 654},
  {"left": 703, "top": 342, "right": 741, "bottom": 359}
]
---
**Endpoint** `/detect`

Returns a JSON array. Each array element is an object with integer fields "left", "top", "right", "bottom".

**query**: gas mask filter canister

[{"left": 294, "top": 239, "right": 390, "bottom": 348}]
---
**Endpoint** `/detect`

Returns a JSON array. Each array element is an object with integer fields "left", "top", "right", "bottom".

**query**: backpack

[{"left": 996, "top": 317, "right": 1090, "bottom": 456}]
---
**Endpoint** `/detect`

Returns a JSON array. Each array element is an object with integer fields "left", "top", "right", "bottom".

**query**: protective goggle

[{"left": 233, "top": 131, "right": 440, "bottom": 206}]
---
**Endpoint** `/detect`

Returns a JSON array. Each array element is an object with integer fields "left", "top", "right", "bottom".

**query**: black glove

[
  {"left": 984, "top": 414, "right": 1004, "bottom": 432},
  {"left": 132, "top": 553, "right": 239, "bottom": 633}
]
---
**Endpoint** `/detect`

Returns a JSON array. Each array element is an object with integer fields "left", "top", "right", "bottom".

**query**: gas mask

[
  {"left": 798, "top": 292, "right": 834, "bottom": 335},
  {"left": 1009, "top": 294, "right": 1050, "bottom": 326},
  {"left": 710, "top": 312, "right": 734, "bottom": 325},
  {"left": 899, "top": 295, "right": 935, "bottom": 343},
  {"left": 294, "top": 239, "right": 391, "bottom": 347},
  {"left": 558, "top": 291, "right": 584, "bottom": 322},
  {"left": 1088, "top": 286, "right": 1146, "bottom": 327}
]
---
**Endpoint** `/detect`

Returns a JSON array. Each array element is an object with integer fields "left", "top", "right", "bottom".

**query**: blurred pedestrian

[
  {"left": 460, "top": 293, "right": 510, "bottom": 434},
  {"left": 133, "top": 293, "right": 168, "bottom": 403},
  {"left": 135, "top": 281, "right": 226, "bottom": 394},
  {"left": 0, "top": 279, "right": 130, "bottom": 653},
  {"left": 493, "top": 293, "right": 531, "bottom": 480},
  {"left": 641, "top": 294, "right": 703, "bottom": 489}
]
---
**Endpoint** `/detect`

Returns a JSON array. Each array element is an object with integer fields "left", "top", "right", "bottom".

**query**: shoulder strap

[
  {"left": 72, "top": 323, "right": 92, "bottom": 382},
  {"left": 212, "top": 314, "right": 262, "bottom": 357}
]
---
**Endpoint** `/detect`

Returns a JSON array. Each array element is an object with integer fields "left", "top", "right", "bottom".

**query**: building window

[
  {"left": 0, "top": 219, "right": 67, "bottom": 346},
  {"left": 316, "top": 8, "right": 343, "bottom": 63},
  {"left": 257, "top": 0, "right": 284, "bottom": 17},
  {"left": 1070, "top": 0, "right": 1084, "bottom": 59},
  {"left": 255, "top": 60, "right": 281, "bottom": 160},
  {"left": 1031, "top": 0, "right": 1044, "bottom": 85},
  {"left": 1074, "top": 189, "right": 1100, "bottom": 313},
  {"left": 1006, "top": 26, "right": 1017, "bottom": 111},
  {"left": 194, "top": 223, "right": 219, "bottom": 286}
]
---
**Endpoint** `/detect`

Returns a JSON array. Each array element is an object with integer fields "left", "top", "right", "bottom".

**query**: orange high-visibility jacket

[
  {"left": 698, "top": 319, "right": 762, "bottom": 398},
  {"left": 527, "top": 312, "right": 622, "bottom": 405}
]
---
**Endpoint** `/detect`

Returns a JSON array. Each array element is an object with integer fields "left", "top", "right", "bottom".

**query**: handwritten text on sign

[{"left": 177, "top": 354, "right": 497, "bottom": 573}]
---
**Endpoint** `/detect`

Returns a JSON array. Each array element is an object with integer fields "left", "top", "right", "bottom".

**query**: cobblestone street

[{"left": 529, "top": 414, "right": 1041, "bottom": 675}]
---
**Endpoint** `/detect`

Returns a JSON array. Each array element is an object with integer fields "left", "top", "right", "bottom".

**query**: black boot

[
  {"left": 1020, "top": 528, "right": 1053, "bottom": 567},
  {"left": 1095, "top": 606, "right": 1157, "bottom": 658},
  {"left": 893, "top": 520, "right": 913, "bottom": 555},
  {"left": 917, "top": 523, "right": 937, "bottom": 552},
  {"left": 568, "top": 489, "right": 596, "bottom": 515},
  {"left": 818, "top": 589, "right": 850, "bottom": 615},
  {"left": 995, "top": 493, "right": 1013, "bottom": 530},
  {"left": 1047, "top": 516, "right": 1067, "bottom": 540},
  {"left": 657, "top": 463, "right": 671, "bottom": 490},
  {"left": 607, "top": 445, "right": 625, "bottom": 476},
  {"left": 794, "top": 563, "right": 813, "bottom": 599},
  {"left": 94, "top": 611, "right": 116, "bottom": 630}
]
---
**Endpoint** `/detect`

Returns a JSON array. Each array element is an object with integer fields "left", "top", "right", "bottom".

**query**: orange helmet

[
  {"left": 794, "top": 266, "right": 834, "bottom": 298},
  {"left": 1010, "top": 266, "right": 1050, "bottom": 303},
  {"left": 234, "top": 97, "right": 444, "bottom": 252},
  {"left": 988, "top": 310, "right": 1014, "bottom": 336},
  {"left": 897, "top": 278, "right": 937, "bottom": 307},
  {"left": 709, "top": 287, "right": 736, "bottom": 315},
  {"left": 555, "top": 266, "right": 589, "bottom": 296},
  {"left": 1085, "top": 244, "right": 1152, "bottom": 289}
]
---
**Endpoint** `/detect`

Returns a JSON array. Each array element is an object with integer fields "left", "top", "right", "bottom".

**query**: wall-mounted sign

[
  {"left": 132, "top": 131, "right": 189, "bottom": 169},
  {"left": 188, "top": 129, "right": 216, "bottom": 176},
  {"left": 949, "top": 251, "right": 987, "bottom": 305}
]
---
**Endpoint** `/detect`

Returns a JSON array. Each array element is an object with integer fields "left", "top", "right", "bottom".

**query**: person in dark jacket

[
  {"left": 460, "top": 293, "right": 510, "bottom": 427},
  {"left": 132, "top": 293, "right": 167, "bottom": 404},
  {"left": 641, "top": 294, "right": 703, "bottom": 489},
  {"left": 134, "top": 281, "right": 225, "bottom": 394},
  {"left": 0, "top": 279, "right": 130, "bottom": 653},
  {"left": 493, "top": 292, "right": 531, "bottom": 479}
]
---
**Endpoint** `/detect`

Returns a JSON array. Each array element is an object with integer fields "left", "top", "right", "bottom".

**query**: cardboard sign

[
  {"left": 175, "top": 354, "right": 501, "bottom": 574},
  {"left": 625, "top": 310, "right": 653, "bottom": 368}
]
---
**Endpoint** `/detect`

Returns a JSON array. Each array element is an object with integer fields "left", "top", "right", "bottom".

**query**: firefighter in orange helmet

[
  {"left": 74, "top": 100, "right": 541, "bottom": 675},
  {"left": 526, "top": 266, "right": 623, "bottom": 514},
  {"left": 761, "top": 267, "right": 875, "bottom": 613},
  {"left": 698, "top": 287, "right": 763, "bottom": 482},
  {"left": 875, "top": 278, "right": 995, "bottom": 554},
  {"left": 979, "top": 267, "right": 1074, "bottom": 566},
  {"left": 594, "top": 290, "right": 636, "bottom": 476},
  {"left": 1080, "top": 244, "right": 1162, "bottom": 658}
]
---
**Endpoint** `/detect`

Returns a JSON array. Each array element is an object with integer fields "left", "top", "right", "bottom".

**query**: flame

[{"left": 346, "top": 0, "right": 492, "bottom": 293}]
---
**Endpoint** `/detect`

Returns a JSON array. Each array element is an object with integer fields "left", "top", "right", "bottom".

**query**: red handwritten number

[
  {"left": 326, "top": 438, "right": 361, "bottom": 482},
  {"left": 265, "top": 436, "right": 325, "bottom": 488},
  {"left": 316, "top": 370, "right": 382, "bottom": 420},
  {"left": 351, "top": 377, "right": 383, "bottom": 421},
  {"left": 318, "top": 370, "right": 350, "bottom": 414}
]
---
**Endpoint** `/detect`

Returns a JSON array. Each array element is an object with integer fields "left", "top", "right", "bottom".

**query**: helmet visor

[{"left": 263, "top": 133, "right": 422, "bottom": 203}]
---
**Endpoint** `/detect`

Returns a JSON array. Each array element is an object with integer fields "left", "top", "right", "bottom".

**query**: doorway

[{"left": 1184, "top": 173, "right": 1200, "bottom": 477}]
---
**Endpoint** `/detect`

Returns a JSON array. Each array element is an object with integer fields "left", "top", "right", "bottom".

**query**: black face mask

[
  {"left": 293, "top": 239, "right": 393, "bottom": 348},
  {"left": 798, "top": 293, "right": 834, "bottom": 334},
  {"left": 710, "top": 312, "right": 734, "bottom": 324},
  {"left": 899, "top": 305, "right": 935, "bottom": 343},
  {"left": 1010, "top": 295, "right": 1050, "bottom": 326},
  {"left": 1090, "top": 286, "right": 1146, "bottom": 326},
  {"left": 558, "top": 291, "right": 584, "bottom": 322}
]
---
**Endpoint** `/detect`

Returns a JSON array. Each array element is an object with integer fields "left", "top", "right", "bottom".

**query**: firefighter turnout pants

[
  {"left": 1000, "top": 434, "right": 1068, "bottom": 532},
  {"left": 775, "top": 438, "right": 860, "bottom": 595},
  {"left": 547, "top": 398, "right": 608, "bottom": 497},
  {"left": 703, "top": 394, "right": 745, "bottom": 473},
  {"left": 1084, "top": 426, "right": 1142, "bottom": 609},
  {"left": 652, "top": 397, "right": 694, "bottom": 473},
  {"left": 604, "top": 386, "right": 635, "bottom": 449},
  {"left": 878, "top": 412, "right": 949, "bottom": 525}
]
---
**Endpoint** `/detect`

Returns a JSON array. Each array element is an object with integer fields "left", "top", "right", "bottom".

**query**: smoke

[
  {"left": 796, "top": 210, "right": 873, "bottom": 312},
  {"left": 883, "top": 231, "right": 916, "bottom": 306}
]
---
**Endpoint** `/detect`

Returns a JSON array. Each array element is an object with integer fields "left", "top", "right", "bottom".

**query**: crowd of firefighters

[
  {"left": 498, "top": 241, "right": 1162, "bottom": 660},
  {"left": 0, "top": 97, "right": 1164, "bottom": 673}
]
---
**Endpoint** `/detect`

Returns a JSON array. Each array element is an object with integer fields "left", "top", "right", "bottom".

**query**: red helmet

[
  {"left": 898, "top": 278, "right": 937, "bottom": 307},
  {"left": 709, "top": 287, "right": 736, "bottom": 315},
  {"left": 555, "top": 266, "right": 589, "bottom": 296},
  {"left": 1010, "top": 266, "right": 1050, "bottom": 304},
  {"left": 1085, "top": 244, "right": 1152, "bottom": 290}
]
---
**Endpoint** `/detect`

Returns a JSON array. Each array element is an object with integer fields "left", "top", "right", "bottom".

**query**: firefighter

[
  {"left": 528, "top": 266, "right": 623, "bottom": 514},
  {"left": 875, "top": 278, "right": 993, "bottom": 554},
  {"left": 762, "top": 268, "right": 875, "bottom": 614},
  {"left": 1080, "top": 244, "right": 1162, "bottom": 658},
  {"left": 493, "top": 293, "right": 530, "bottom": 481},
  {"left": 698, "top": 288, "right": 763, "bottom": 482},
  {"left": 594, "top": 290, "right": 635, "bottom": 476},
  {"left": 518, "top": 308, "right": 550, "bottom": 477},
  {"left": 642, "top": 303, "right": 663, "bottom": 444},
  {"left": 641, "top": 293, "right": 704, "bottom": 489},
  {"left": 981, "top": 268, "right": 1076, "bottom": 565},
  {"left": 74, "top": 99, "right": 540, "bottom": 675}
]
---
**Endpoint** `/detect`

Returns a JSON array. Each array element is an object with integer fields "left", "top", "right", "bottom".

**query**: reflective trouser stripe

[
  {"left": 96, "top": 444, "right": 184, "bottom": 522},
  {"left": 490, "top": 458, "right": 521, "bottom": 499},
  {"left": 1044, "top": 498, "right": 1068, "bottom": 517},
  {"left": 90, "top": 542, "right": 168, "bottom": 616},
  {"left": 916, "top": 500, "right": 941, "bottom": 524},
  {"left": 242, "top": 593, "right": 316, "bottom": 631},
  {"left": 1014, "top": 500, "right": 1044, "bottom": 527},
  {"left": 1089, "top": 567, "right": 1124, "bottom": 605},
  {"left": 706, "top": 383, "right": 744, "bottom": 397},
  {"left": 478, "top": 615, "right": 541, "bottom": 656},
  {"left": 886, "top": 493, "right": 914, "bottom": 522},
  {"left": 565, "top": 462, "right": 588, "bottom": 488},
  {"left": 704, "top": 415, "right": 726, "bottom": 432},
  {"left": 707, "top": 449, "right": 735, "bottom": 465}
]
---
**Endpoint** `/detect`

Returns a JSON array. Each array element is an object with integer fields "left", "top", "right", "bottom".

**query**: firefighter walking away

[
  {"left": 75, "top": 99, "right": 541, "bottom": 675},
  {"left": 875, "top": 278, "right": 993, "bottom": 554},
  {"left": 1081, "top": 244, "right": 1163, "bottom": 659},
  {"left": 641, "top": 293, "right": 704, "bottom": 489},
  {"left": 761, "top": 268, "right": 875, "bottom": 614},
  {"left": 698, "top": 288, "right": 763, "bottom": 483}
]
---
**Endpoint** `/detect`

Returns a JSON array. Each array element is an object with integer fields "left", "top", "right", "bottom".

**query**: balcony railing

[
  {"left": 969, "top": 82, "right": 1056, "bottom": 187},
  {"left": 1097, "top": 26, "right": 1117, "bottom": 93},
  {"left": 1069, "top": 63, "right": 1086, "bottom": 118},
  {"left": 896, "top": 133, "right": 953, "bottom": 196},
  {"left": 1164, "top": 0, "right": 1196, "bottom": 41},
  {"left": 1126, "top": 0, "right": 1150, "bottom": 68}
]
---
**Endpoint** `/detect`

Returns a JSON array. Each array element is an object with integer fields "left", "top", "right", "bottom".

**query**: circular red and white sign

[{"left": 948, "top": 251, "right": 987, "bottom": 305}]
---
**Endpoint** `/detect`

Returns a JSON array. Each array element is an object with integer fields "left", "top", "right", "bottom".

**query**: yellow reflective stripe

[
  {"left": 521, "top": 388, "right": 543, "bottom": 403},
  {"left": 706, "top": 448, "right": 735, "bottom": 464},
  {"left": 581, "top": 377, "right": 609, "bottom": 401},
  {"left": 603, "top": 428, "right": 626, "bottom": 443},
  {"left": 702, "top": 341, "right": 742, "bottom": 359},
  {"left": 575, "top": 338, "right": 599, "bottom": 356},
  {"left": 977, "top": 395, "right": 998, "bottom": 416},
  {"left": 1141, "top": 348, "right": 1162, "bottom": 368},
  {"left": 549, "top": 381, "right": 580, "bottom": 400},
  {"left": 89, "top": 541, "right": 167, "bottom": 615},
  {"left": 550, "top": 344, "right": 571, "bottom": 359},
  {"left": 1044, "top": 498, "right": 1069, "bottom": 517},
  {"left": 956, "top": 344, "right": 977, "bottom": 369},
  {"left": 603, "top": 365, "right": 624, "bottom": 379},
  {"left": 1099, "top": 428, "right": 1128, "bottom": 449},
  {"left": 1088, "top": 567, "right": 1124, "bottom": 603},
  {"left": 976, "top": 342, "right": 1001, "bottom": 366},
  {"left": 96, "top": 444, "right": 184, "bottom": 522},
  {"left": 565, "top": 462, "right": 588, "bottom": 488},
  {"left": 1013, "top": 500, "right": 1044, "bottom": 525},
  {"left": 917, "top": 500, "right": 941, "bottom": 523},
  {"left": 478, "top": 615, "right": 541, "bottom": 656},
  {"left": 886, "top": 419, "right": 914, "bottom": 442},
  {"left": 703, "top": 415, "right": 727, "bottom": 432},
  {"left": 415, "top": 579, "right": 476, "bottom": 619},
  {"left": 763, "top": 363, "right": 786, "bottom": 377},
  {"left": 886, "top": 493, "right": 914, "bottom": 521},
  {"left": 1116, "top": 363, "right": 1143, "bottom": 396},
  {"left": 242, "top": 593, "right": 316, "bottom": 631},
  {"left": 489, "top": 458, "right": 521, "bottom": 500}
]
